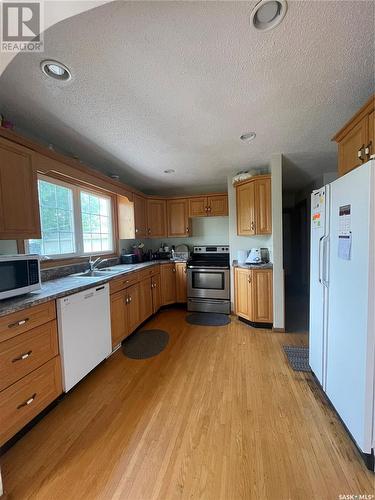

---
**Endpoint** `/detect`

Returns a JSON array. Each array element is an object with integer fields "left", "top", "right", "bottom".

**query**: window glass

[
  {"left": 29, "top": 179, "right": 75, "bottom": 256},
  {"left": 80, "top": 191, "right": 112, "bottom": 253}
]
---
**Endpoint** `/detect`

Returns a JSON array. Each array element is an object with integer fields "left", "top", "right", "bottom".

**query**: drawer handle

[
  {"left": 12, "top": 350, "right": 32, "bottom": 362},
  {"left": 17, "top": 393, "right": 36, "bottom": 409},
  {"left": 8, "top": 318, "right": 30, "bottom": 329}
]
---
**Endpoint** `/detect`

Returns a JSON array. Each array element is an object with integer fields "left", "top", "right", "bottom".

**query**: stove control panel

[{"left": 193, "top": 246, "right": 229, "bottom": 254}]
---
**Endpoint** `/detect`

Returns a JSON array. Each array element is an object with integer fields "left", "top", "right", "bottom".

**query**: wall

[
  {"left": 0, "top": 240, "right": 18, "bottom": 254},
  {"left": 270, "top": 154, "right": 285, "bottom": 331},
  {"left": 120, "top": 216, "right": 229, "bottom": 252}
]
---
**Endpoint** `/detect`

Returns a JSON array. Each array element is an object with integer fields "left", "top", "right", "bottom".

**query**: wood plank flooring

[{"left": 1, "top": 309, "right": 374, "bottom": 499}]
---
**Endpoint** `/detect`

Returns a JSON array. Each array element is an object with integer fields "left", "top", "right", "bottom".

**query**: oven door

[{"left": 187, "top": 267, "right": 230, "bottom": 300}]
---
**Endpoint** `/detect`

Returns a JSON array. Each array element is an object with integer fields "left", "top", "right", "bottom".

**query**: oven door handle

[{"left": 187, "top": 266, "right": 229, "bottom": 271}]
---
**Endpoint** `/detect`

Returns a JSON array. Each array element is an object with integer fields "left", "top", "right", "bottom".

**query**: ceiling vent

[{"left": 250, "top": 0, "right": 288, "bottom": 31}]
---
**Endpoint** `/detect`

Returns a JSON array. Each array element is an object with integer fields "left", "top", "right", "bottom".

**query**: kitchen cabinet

[
  {"left": 0, "top": 300, "right": 62, "bottom": 447},
  {"left": 160, "top": 263, "right": 176, "bottom": 305},
  {"left": 126, "top": 283, "right": 140, "bottom": 333},
  {"left": 139, "top": 278, "right": 153, "bottom": 323},
  {"left": 234, "top": 267, "right": 273, "bottom": 324},
  {"left": 110, "top": 289, "right": 128, "bottom": 347},
  {"left": 236, "top": 175, "right": 272, "bottom": 236},
  {"left": 167, "top": 199, "right": 191, "bottom": 237},
  {"left": 188, "top": 194, "right": 228, "bottom": 217},
  {"left": 175, "top": 262, "right": 187, "bottom": 302},
  {"left": 332, "top": 94, "right": 374, "bottom": 176},
  {"left": 134, "top": 194, "right": 148, "bottom": 238},
  {"left": 147, "top": 199, "right": 167, "bottom": 238},
  {"left": 151, "top": 273, "right": 161, "bottom": 313},
  {"left": 0, "top": 137, "right": 41, "bottom": 239}
]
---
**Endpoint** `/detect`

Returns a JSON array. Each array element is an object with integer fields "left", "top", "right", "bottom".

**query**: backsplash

[{"left": 41, "top": 257, "right": 120, "bottom": 282}]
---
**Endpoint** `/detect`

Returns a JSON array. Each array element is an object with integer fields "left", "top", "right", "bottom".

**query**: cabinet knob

[
  {"left": 365, "top": 141, "right": 372, "bottom": 158},
  {"left": 8, "top": 318, "right": 29, "bottom": 329},
  {"left": 12, "top": 350, "right": 32, "bottom": 362},
  {"left": 17, "top": 393, "right": 36, "bottom": 409},
  {"left": 250, "top": 221, "right": 255, "bottom": 231}
]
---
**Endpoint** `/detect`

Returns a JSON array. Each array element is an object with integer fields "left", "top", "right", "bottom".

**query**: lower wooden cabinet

[
  {"left": 110, "top": 289, "right": 128, "bottom": 347},
  {"left": 151, "top": 274, "right": 161, "bottom": 313},
  {"left": 175, "top": 262, "right": 187, "bottom": 302},
  {"left": 160, "top": 263, "right": 177, "bottom": 305},
  {"left": 234, "top": 267, "right": 273, "bottom": 324},
  {"left": 0, "top": 356, "right": 62, "bottom": 446},
  {"left": 139, "top": 278, "right": 154, "bottom": 323}
]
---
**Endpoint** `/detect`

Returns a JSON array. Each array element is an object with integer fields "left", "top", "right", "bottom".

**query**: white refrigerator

[{"left": 309, "top": 159, "right": 375, "bottom": 470}]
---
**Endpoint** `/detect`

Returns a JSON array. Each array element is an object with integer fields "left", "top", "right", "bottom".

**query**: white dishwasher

[{"left": 57, "top": 283, "right": 111, "bottom": 392}]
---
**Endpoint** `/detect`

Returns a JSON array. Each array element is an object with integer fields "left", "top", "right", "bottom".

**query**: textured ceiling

[{"left": 0, "top": 0, "right": 374, "bottom": 194}]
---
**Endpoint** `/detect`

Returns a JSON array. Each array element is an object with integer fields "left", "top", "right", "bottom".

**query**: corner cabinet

[
  {"left": 332, "top": 94, "right": 375, "bottom": 177},
  {"left": 160, "top": 263, "right": 177, "bottom": 305},
  {"left": 236, "top": 175, "right": 272, "bottom": 236},
  {"left": 0, "top": 137, "right": 41, "bottom": 239},
  {"left": 234, "top": 267, "right": 273, "bottom": 325}
]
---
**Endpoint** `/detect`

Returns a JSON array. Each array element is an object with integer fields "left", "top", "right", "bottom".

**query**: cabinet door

[
  {"left": 134, "top": 194, "right": 147, "bottom": 238},
  {"left": 147, "top": 199, "right": 167, "bottom": 238},
  {"left": 151, "top": 274, "right": 162, "bottom": 313},
  {"left": 167, "top": 199, "right": 190, "bottom": 237},
  {"left": 189, "top": 196, "right": 207, "bottom": 217},
  {"left": 139, "top": 278, "right": 153, "bottom": 323},
  {"left": 126, "top": 283, "right": 141, "bottom": 334},
  {"left": 368, "top": 110, "right": 374, "bottom": 159},
  {"left": 175, "top": 262, "right": 187, "bottom": 302},
  {"left": 236, "top": 182, "right": 256, "bottom": 236},
  {"left": 0, "top": 138, "right": 41, "bottom": 239},
  {"left": 235, "top": 268, "right": 252, "bottom": 320},
  {"left": 160, "top": 264, "right": 176, "bottom": 305},
  {"left": 207, "top": 195, "right": 228, "bottom": 216},
  {"left": 252, "top": 269, "right": 273, "bottom": 323},
  {"left": 338, "top": 117, "right": 367, "bottom": 176},
  {"left": 255, "top": 177, "right": 272, "bottom": 234},
  {"left": 110, "top": 290, "right": 128, "bottom": 348}
]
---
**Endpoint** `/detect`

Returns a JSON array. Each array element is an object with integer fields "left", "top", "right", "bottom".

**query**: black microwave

[{"left": 0, "top": 255, "right": 41, "bottom": 300}]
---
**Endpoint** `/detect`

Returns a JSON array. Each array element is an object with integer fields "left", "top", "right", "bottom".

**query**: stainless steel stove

[{"left": 187, "top": 246, "right": 230, "bottom": 314}]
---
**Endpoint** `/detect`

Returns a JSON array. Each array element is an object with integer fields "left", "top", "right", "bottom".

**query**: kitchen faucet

[{"left": 88, "top": 256, "right": 109, "bottom": 272}]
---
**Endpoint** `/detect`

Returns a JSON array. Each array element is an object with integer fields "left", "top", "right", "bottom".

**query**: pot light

[
  {"left": 41, "top": 60, "right": 71, "bottom": 81},
  {"left": 164, "top": 169, "right": 175, "bottom": 174},
  {"left": 240, "top": 132, "right": 256, "bottom": 142},
  {"left": 250, "top": 0, "right": 287, "bottom": 31}
]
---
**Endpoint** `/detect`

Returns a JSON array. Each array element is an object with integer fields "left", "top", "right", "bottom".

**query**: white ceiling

[{"left": 0, "top": 0, "right": 374, "bottom": 194}]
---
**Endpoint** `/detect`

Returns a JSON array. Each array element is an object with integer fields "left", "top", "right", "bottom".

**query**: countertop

[
  {"left": 0, "top": 260, "right": 183, "bottom": 318},
  {"left": 232, "top": 261, "right": 273, "bottom": 270}
]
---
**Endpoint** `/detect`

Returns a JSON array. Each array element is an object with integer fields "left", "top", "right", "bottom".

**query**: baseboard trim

[{"left": 272, "top": 327, "right": 285, "bottom": 333}]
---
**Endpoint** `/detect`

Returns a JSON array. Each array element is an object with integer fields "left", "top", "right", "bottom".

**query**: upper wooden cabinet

[
  {"left": 332, "top": 94, "right": 375, "bottom": 177},
  {"left": 0, "top": 137, "right": 41, "bottom": 239},
  {"left": 234, "top": 267, "right": 273, "bottom": 324},
  {"left": 134, "top": 194, "right": 148, "bottom": 238},
  {"left": 188, "top": 194, "right": 228, "bottom": 218},
  {"left": 167, "top": 199, "right": 191, "bottom": 237},
  {"left": 147, "top": 199, "right": 167, "bottom": 238},
  {"left": 236, "top": 175, "right": 272, "bottom": 236}
]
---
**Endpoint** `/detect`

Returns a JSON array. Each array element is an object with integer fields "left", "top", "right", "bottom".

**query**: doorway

[{"left": 283, "top": 195, "right": 310, "bottom": 333}]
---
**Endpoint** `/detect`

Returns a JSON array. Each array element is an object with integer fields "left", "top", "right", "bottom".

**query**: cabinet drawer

[
  {"left": 138, "top": 265, "right": 160, "bottom": 281},
  {"left": 0, "top": 356, "right": 62, "bottom": 446},
  {"left": 0, "top": 301, "right": 56, "bottom": 343},
  {"left": 0, "top": 320, "right": 59, "bottom": 391},
  {"left": 109, "top": 272, "right": 139, "bottom": 294}
]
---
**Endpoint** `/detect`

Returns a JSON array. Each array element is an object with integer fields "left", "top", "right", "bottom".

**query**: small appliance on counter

[
  {"left": 0, "top": 254, "right": 41, "bottom": 300},
  {"left": 120, "top": 254, "right": 137, "bottom": 264},
  {"left": 245, "top": 248, "right": 270, "bottom": 265}
]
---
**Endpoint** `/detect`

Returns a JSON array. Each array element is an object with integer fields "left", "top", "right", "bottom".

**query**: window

[{"left": 28, "top": 176, "right": 114, "bottom": 258}]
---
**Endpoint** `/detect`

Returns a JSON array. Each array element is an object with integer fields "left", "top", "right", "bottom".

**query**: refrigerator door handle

[
  {"left": 318, "top": 236, "right": 324, "bottom": 284},
  {"left": 322, "top": 236, "right": 329, "bottom": 288}
]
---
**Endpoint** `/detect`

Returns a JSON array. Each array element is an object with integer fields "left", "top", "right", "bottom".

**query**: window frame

[{"left": 26, "top": 174, "right": 117, "bottom": 262}]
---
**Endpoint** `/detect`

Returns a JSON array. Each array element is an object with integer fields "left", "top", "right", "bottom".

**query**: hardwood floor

[{"left": 1, "top": 309, "right": 373, "bottom": 499}]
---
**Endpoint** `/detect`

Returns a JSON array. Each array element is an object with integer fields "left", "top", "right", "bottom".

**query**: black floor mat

[
  {"left": 283, "top": 345, "right": 311, "bottom": 372},
  {"left": 122, "top": 329, "right": 169, "bottom": 359}
]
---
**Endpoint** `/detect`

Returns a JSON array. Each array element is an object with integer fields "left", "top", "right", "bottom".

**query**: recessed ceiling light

[
  {"left": 240, "top": 132, "right": 256, "bottom": 142},
  {"left": 41, "top": 60, "right": 71, "bottom": 81},
  {"left": 250, "top": 0, "right": 287, "bottom": 31},
  {"left": 164, "top": 169, "right": 175, "bottom": 174}
]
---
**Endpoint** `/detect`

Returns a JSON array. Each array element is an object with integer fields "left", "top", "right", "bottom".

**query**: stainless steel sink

[{"left": 74, "top": 268, "right": 123, "bottom": 277}]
